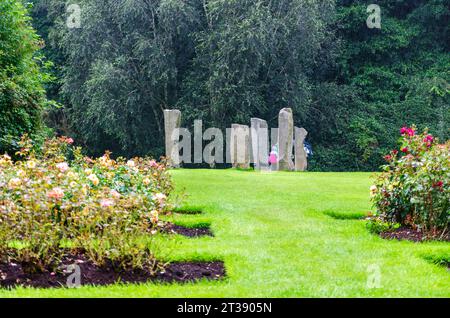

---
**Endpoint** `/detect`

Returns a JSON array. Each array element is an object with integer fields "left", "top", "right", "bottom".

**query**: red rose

[
  {"left": 401, "top": 147, "right": 408, "bottom": 153},
  {"left": 384, "top": 155, "right": 392, "bottom": 162},
  {"left": 400, "top": 127, "right": 408, "bottom": 135},
  {"left": 433, "top": 181, "right": 443, "bottom": 188}
]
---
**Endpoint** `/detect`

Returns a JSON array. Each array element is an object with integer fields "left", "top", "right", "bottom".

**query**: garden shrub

[
  {"left": 0, "top": 136, "right": 172, "bottom": 273},
  {"left": 370, "top": 126, "right": 449, "bottom": 237}
]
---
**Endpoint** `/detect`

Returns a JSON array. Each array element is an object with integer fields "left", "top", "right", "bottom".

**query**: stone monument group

[{"left": 164, "top": 108, "right": 308, "bottom": 171}]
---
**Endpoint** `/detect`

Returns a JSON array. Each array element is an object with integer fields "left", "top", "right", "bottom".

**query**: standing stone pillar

[
  {"left": 164, "top": 109, "right": 181, "bottom": 167},
  {"left": 251, "top": 118, "right": 269, "bottom": 171},
  {"left": 230, "top": 124, "right": 251, "bottom": 169},
  {"left": 278, "top": 108, "right": 294, "bottom": 171},
  {"left": 295, "top": 127, "right": 308, "bottom": 171}
]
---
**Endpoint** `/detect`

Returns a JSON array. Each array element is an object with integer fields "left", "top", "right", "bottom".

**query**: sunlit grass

[{"left": 1, "top": 170, "right": 449, "bottom": 298}]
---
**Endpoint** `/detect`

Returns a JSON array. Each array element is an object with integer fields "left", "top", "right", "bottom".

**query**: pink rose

[
  {"left": 424, "top": 134, "right": 433, "bottom": 142},
  {"left": 153, "top": 193, "right": 167, "bottom": 204},
  {"left": 110, "top": 190, "right": 121, "bottom": 199},
  {"left": 47, "top": 187, "right": 65, "bottom": 200},
  {"left": 400, "top": 127, "right": 408, "bottom": 135},
  {"left": 400, "top": 127, "right": 415, "bottom": 136},
  {"left": 56, "top": 162, "right": 69, "bottom": 173},
  {"left": 100, "top": 199, "right": 115, "bottom": 208},
  {"left": 149, "top": 160, "right": 158, "bottom": 168}
]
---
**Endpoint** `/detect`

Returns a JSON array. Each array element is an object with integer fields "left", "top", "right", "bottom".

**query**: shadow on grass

[
  {"left": 422, "top": 253, "right": 450, "bottom": 270},
  {"left": 323, "top": 210, "right": 368, "bottom": 220},
  {"left": 174, "top": 205, "right": 204, "bottom": 215}
]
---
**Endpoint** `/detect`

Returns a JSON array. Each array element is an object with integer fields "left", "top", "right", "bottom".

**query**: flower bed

[
  {"left": 0, "top": 136, "right": 173, "bottom": 278},
  {"left": 369, "top": 126, "right": 449, "bottom": 240}
]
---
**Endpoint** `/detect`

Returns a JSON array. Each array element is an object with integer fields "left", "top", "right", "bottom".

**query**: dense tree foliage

[
  {"left": 308, "top": 0, "right": 449, "bottom": 171},
  {"left": 26, "top": 0, "right": 450, "bottom": 170},
  {"left": 179, "top": 0, "right": 335, "bottom": 127},
  {"left": 0, "top": 0, "right": 51, "bottom": 155},
  {"left": 31, "top": 0, "right": 334, "bottom": 158},
  {"left": 48, "top": 0, "right": 203, "bottom": 156}
]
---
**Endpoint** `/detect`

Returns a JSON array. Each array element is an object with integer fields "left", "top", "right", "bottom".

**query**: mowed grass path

[{"left": 2, "top": 170, "right": 449, "bottom": 297}]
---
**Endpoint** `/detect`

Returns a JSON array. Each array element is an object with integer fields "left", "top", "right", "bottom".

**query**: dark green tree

[
  {"left": 179, "top": 0, "right": 335, "bottom": 129},
  {"left": 29, "top": 0, "right": 449, "bottom": 170},
  {"left": 47, "top": 0, "right": 202, "bottom": 157},
  {"left": 39, "top": 0, "right": 335, "bottom": 158},
  {"left": 0, "top": 0, "right": 51, "bottom": 154},
  {"left": 309, "top": 0, "right": 449, "bottom": 171}
]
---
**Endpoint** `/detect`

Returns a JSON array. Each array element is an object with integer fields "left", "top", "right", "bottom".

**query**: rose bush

[
  {"left": 0, "top": 136, "right": 172, "bottom": 273},
  {"left": 370, "top": 126, "right": 449, "bottom": 238}
]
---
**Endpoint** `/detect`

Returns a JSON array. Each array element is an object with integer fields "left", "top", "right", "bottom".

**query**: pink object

[
  {"left": 100, "top": 199, "right": 115, "bottom": 208},
  {"left": 47, "top": 187, "right": 65, "bottom": 200},
  {"left": 269, "top": 153, "right": 278, "bottom": 165},
  {"left": 268, "top": 145, "right": 279, "bottom": 165}
]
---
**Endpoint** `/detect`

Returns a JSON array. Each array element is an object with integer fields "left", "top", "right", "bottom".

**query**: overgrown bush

[
  {"left": 0, "top": 136, "right": 172, "bottom": 273},
  {"left": 370, "top": 126, "right": 449, "bottom": 237}
]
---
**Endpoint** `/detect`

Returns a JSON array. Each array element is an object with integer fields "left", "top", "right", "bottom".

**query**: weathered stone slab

[
  {"left": 251, "top": 118, "right": 269, "bottom": 170},
  {"left": 230, "top": 124, "right": 251, "bottom": 169},
  {"left": 164, "top": 109, "right": 181, "bottom": 167},
  {"left": 203, "top": 128, "right": 224, "bottom": 165},
  {"left": 278, "top": 108, "right": 294, "bottom": 171},
  {"left": 295, "top": 127, "right": 308, "bottom": 171}
]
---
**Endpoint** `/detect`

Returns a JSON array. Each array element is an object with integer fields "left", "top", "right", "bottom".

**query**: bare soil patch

[{"left": 0, "top": 252, "right": 225, "bottom": 289}]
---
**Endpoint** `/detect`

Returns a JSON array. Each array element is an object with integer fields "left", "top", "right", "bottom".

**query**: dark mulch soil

[
  {"left": 0, "top": 253, "right": 225, "bottom": 289},
  {"left": 380, "top": 227, "right": 450, "bottom": 242},
  {"left": 157, "top": 262, "right": 224, "bottom": 282},
  {"left": 162, "top": 223, "right": 214, "bottom": 237}
]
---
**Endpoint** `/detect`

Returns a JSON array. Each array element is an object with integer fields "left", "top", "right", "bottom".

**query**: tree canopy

[{"left": 13, "top": 0, "right": 450, "bottom": 170}]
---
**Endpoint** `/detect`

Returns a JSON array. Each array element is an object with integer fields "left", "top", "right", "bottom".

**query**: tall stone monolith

[
  {"left": 230, "top": 124, "right": 251, "bottom": 169},
  {"left": 278, "top": 108, "right": 294, "bottom": 171},
  {"left": 164, "top": 109, "right": 181, "bottom": 167},
  {"left": 251, "top": 118, "right": 269, "bottom": 170},
  {"left": 295, "top": 127, "right": 308, "bottom": 171}
]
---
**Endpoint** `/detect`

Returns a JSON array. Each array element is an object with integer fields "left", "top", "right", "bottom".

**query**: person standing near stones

[{"left": 269, "top": 144, "right": 279, "bottom": 170}]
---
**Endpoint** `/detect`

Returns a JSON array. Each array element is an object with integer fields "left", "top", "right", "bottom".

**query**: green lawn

[{"left": 1, "top": 170, "right": 449, "bottom": 297}]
